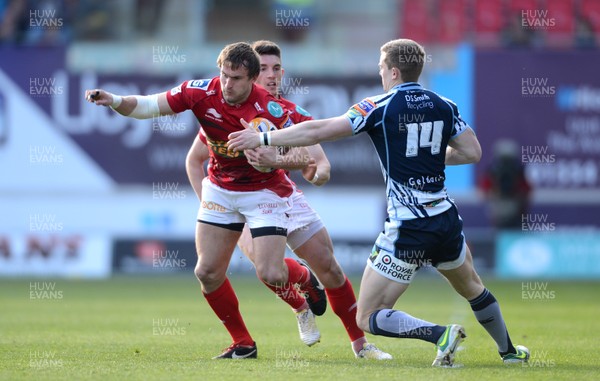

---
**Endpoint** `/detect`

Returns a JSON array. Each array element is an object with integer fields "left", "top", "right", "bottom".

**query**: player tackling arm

[
  {"left": 228, "top": 115, "right": 354, "bottom": 151},
  {"left": 229, "top": 114, "right": 481, "bottom": 168}
]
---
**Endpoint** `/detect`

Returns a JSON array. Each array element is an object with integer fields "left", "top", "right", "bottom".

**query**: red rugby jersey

[
  {"left": 278, "top": 96, "right": 313, "bottom": 124},
  {"left": 167, "top": 77, "right": 294, "bottom": 197}
]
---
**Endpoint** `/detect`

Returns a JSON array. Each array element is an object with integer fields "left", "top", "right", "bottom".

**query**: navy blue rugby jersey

[{"left": 345, "top": 82, "right": 471, "bottom": 219}]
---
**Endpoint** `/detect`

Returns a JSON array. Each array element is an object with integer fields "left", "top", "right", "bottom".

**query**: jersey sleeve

[
  {"left": 166, "top": 78, "right": 212, "bottom": 113},
  {"left": 292, "top": 105, "right": 313, "bottom": 123},
  {"left": 443, "top": 97, "right": 471, "bottom": 138},
  {"left": 451, "top": 109, "right": 470, "bottom": 138},
  {"left": 264, "top": 99, "right": 294, "bottom": 130},
  {"left": 344, "top": 98, "right": 379, "bottom": 134}
]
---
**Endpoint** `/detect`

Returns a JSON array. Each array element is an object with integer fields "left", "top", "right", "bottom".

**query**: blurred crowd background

[{"left": 2, "top": 0, "right": 599, "bottom": 48}]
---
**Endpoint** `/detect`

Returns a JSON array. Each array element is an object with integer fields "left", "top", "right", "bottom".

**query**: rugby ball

[{"left": 247, "top": 117, "right": 278, "bottom": 173}]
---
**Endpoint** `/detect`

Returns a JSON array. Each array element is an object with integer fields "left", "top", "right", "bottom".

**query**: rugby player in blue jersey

[{"left": 228, "top": 38, "right": 529, "bottom": 367}]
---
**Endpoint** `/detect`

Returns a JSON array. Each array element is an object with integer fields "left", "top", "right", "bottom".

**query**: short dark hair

[
  {"left": 252, "top": 40, "right": 281, "bottom": 58},
  {"left": 380, "top": 39, "right": 425, "bottom": 82},
  {"left": 216, "top": 42, "right": 260, "bottom": 79}
]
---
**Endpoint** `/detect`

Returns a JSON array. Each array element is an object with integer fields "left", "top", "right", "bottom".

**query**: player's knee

[
  {"left": 193, "top": 264, "right": 207, "bottom": 282},
  {"left": 255, "top": 266, "right": 286, "bottom": 286},
  {"left": 327, "top": 260, "right": 345, "bottom": 284},
  {"left": 319, "top": 260, "right": 345, "bottom": 288},
  {"left": 456, "top": 270, "right": 485, "bottom": 299},
  {"left": 355, "top": 309, "right": 372, "bottom": 333},
  {"left": 465, "top": 277, "right": 485, "bottom": 300},
  {"left": 194, "top": 263, "right": 222, "bottom": 286},
  {"left": 298, "top": 248, "right": 345, "bottom": 287}
]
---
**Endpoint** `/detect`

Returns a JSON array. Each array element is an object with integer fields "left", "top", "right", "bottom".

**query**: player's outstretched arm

[
  {"left": 227, "top": 116, "right": 353, "bottom": 151},
  {"left": 84, "top": 89, "right": 175, "bottom": 119},
  {"left": 446, "top": 128, "right": 482, "bottom": 165},
  {"left": 186, "top": 135, "right": 209, "bottom": 201}
]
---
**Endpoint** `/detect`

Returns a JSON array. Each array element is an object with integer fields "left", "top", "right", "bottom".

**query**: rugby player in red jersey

[
  {"left": 186, "top": 40, "right": 391, "bottom": 360},
  {"left": 85, "top": 42, "right": 326, "bottom": 360}
]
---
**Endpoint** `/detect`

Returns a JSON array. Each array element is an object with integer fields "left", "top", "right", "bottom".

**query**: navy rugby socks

[
  {"left": 469, "top": 288, "right": 516, "bottom": 355},
  {"left": 369, "top": 309, "right": 446, "bottom": 344}
]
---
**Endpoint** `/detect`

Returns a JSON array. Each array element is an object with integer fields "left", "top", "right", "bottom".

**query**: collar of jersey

[{"left": 392, "top": 82, "right": 422, "bottom": 91}]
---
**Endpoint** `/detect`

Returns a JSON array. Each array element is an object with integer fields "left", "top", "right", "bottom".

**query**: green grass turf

[{"left": 1, "top": 274, "right": 598, "bottom": 381}]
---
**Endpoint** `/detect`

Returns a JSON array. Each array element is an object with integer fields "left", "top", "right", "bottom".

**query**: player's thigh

[
  {"left": 294, "top": 227, "right": 345, "bottom": 289},
  {"left": 357, "top": 266, "right": 410, "bottom": 327},
  {"left": 293, "top": 227, "right": 333, "bottom": 264},
  {"left": 195, "top": 221, "right": 240, "bottom": 267},
  {"left": 252, "top": 234, "right": 288, "bottom": 284},
  {"left": 238, "top": 188, "right": 291, "bottom": 282},
  {"left": 195, "top": 178, "right": 244, "bottom": 275},
  {"left": 194, "top": 221, "right": 242, "bottom": 292},
  {"left": 437, "top": 245, "right": 484, "bottom": 300},
  {"left": 286, "top": 191, "right": 345, "bottom": 286},
  {"left": 237, "top": 225, "right": 255, "bottom": 263}
]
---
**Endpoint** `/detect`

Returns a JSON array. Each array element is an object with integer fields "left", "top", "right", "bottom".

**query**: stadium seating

[
  {"left": 437, "top": 0, "right": 469, "bottom": 44},
  {"left": 397, "top": 0, "right": 599, "bottom": 48},
  {"left": 400, "top": 0, "right": 433, "bottom": 43},
  {"left": 546, "top": 0, "right": 575, "bottom": 47},
  {"left": 581, "top": 0, "right": 600, "bottom": 33}
]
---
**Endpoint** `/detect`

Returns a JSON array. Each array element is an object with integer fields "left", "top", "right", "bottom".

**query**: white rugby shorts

[
  {"left": 198, "top": 178, "right": 292, "bottom": 230},
  {"left": 286, "top": 189, "right": 324, "bottom": 251}
]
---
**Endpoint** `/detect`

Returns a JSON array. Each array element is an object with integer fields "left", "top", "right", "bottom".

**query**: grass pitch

[{"left": 1, "top": 274, "right": 599, "bottom": 381}]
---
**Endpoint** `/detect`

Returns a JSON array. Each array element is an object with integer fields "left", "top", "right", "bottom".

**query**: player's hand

[
  {"left": 302, "top": 158, "right": 317, "bottom": 182},
  {"left": 301, "top": 158, "right": 326, "bottom": 186},
  {"left": 227, "top": 119, "right": 261, "bottom": 152},
  {"left": 244, "top": 147, "right": 278, "bottom": 167},
  {"left": 84, "top": 89, "right": 113, "bottom": 107}
]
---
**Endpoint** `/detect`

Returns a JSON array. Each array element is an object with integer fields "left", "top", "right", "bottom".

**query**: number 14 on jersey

[{"left": 403, "top": 120, "right": 443, "bottom": 157}]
